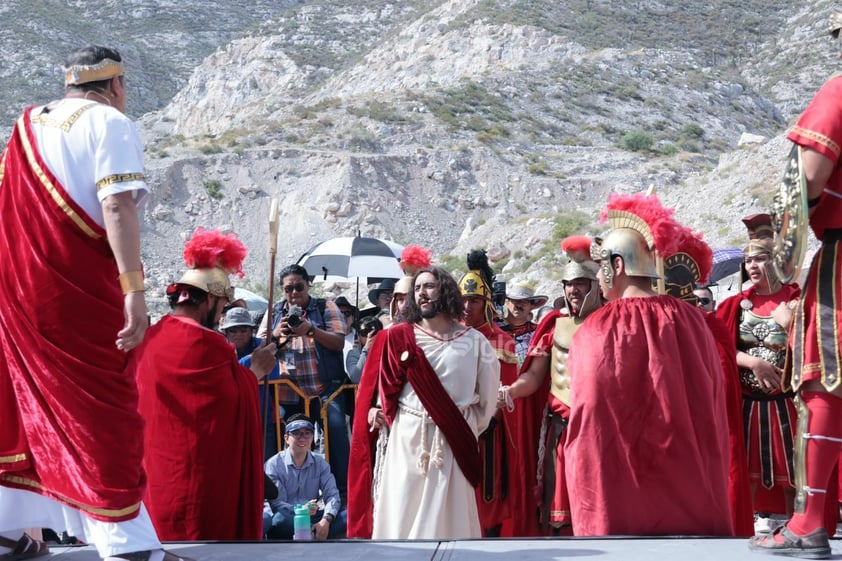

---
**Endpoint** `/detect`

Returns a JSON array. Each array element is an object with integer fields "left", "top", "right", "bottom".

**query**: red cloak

[
  {"left": 0, "top": 109, "right": 145, "bottom": 521},
  {"left": 346, "top": 331, "right": 387, "bottom": 538},
  {"left": 135, "top": 315, "right": 263, "bottom": 540},
  {"left": 704, "top": 312, "right": 754, "bottom": 536},
  {"left": 509, "top": 310, "right": 560, "bottom": 536},
  {"left": 473, "top": 321, "right": 519, "bottom": 532},
  {"left": 565, "top": 296, "right": 733, "bottom": 536}
]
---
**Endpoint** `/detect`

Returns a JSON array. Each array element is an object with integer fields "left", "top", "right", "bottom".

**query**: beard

[
  {"left": 418, "top": 298, "right": 441, "bottom": 319},
  {"left": 202, "top": 305, "right": 219, "bottom": 330}
]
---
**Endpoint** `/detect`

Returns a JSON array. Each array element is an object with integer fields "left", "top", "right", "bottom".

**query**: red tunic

[
  {"left": 565, "top": 296, "right": 733, "bottom": 536},
  {"left": 787, "top": 74, "right": 842, "bottom": 391},
  {"left": 135, "top": 315, "right": 263, "bottom": 540},
  {"left": 509, "top": 310, "right": 560, "bottom": 536},
  {"left": 473, "top": 321, "right": 519, "bottom": 532},
  {"left": 0, "top": 109, "right": 145, "bottom": 521}
]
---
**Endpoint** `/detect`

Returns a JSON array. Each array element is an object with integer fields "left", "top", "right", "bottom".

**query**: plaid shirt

[{"left": 277, "top": 298, "right": 346, "bottom": 402}]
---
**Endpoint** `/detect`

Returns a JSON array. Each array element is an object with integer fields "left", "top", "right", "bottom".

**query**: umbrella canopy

[
  {"left": 233, "top": 287, "right": 269, "bottom": 313},
  {"left": 297, "top": 236, "right": 404, "bottom": 284},
  {"left": 709, "top": 247, "right": 744, "bottom": 285}
]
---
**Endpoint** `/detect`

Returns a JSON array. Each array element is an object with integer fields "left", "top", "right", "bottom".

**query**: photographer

[
  {"left": 346, "top": 316, "right": 383, "bottom": 384},
  {"left": 257, "top": 264, "right": 350, "bottom": 496}
]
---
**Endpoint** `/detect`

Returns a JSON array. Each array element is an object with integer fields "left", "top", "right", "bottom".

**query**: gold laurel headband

[{"left": 63, "top": 59, "right": 124, "bottom": 87}]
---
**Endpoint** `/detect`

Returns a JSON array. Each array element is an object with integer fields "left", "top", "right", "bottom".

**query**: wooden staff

[{"left": 262, "top": 197, "right": 280, "bottom": 456}]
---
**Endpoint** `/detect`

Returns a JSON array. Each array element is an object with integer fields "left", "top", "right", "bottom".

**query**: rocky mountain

[{"left": 2, "top": 0, "right": 838, "bottom": 306}]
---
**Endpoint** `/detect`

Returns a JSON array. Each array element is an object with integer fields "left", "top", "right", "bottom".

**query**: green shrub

[
  {"left": 204, "top": 179, "right": 223, "bottom": 200},
  {"left": 621, "top": 131, "right": 654, "bottom": 152}
]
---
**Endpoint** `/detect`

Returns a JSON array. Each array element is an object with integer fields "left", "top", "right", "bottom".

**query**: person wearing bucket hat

[
  {"left": 500, "top": 281, "right": 548, "bottom": 365},
  {"left": 134, "top": 228, "right": 277, "bottom": 541},
  {"left": 564, "top": 193, "right": 731, "bottom": 536},
  {"left": 501, "top": 235, "right": 603, "bottom": 536},
  {"left": 458, "top": 250, "right": 519, "bottom": 537},
  {"left": 222, "top": 306, "right": 261, "bottom": 359}
]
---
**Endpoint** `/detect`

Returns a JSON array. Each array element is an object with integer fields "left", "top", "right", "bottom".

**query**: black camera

[
  {"left": 492, "top": 281, "right": 507, "bottom": 317},
  {"left": 286, "top": 304, "right": 304, "bottom": 328}
]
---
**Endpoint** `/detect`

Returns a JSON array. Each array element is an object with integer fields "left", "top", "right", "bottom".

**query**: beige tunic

[{"left": 371, "top": 326, "right": 500, "bottom": 539}]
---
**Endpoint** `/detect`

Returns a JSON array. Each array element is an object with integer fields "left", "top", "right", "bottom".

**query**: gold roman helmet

[
  {"left": 560, "top": 235, "right": 602, "bottom": 317},
  {"left": 175, "top": 267, "right": 235, "bottom": 301},
  {"left": 593, "top": 225, "right": 658, "bottom": 289},
  {"left": 459, "top": 249, "right": 497, "bottom": 326},
  {"left": 662, "top": 224, "right": 713, "bottom": 303},
  {"left": 167, "top": 228, "right": 248, "bottom": 304},
  {"left": 742, "top": 213, "right": 781, "bottom": 293},
  {"left": 592, "top": 193, "right": 682, "bottom": 291}
]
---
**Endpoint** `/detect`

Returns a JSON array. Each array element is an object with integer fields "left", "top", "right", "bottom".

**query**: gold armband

[{"left": 119, "top": 270, "right": 145, "bottom": 294}]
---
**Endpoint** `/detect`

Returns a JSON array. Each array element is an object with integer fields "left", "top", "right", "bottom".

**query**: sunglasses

[
  {"left": 283, "top": 283, "right": 307, "bottom": 293},
  {"left": 697, "top": 297, "right": 712, "bottom": 306},
  {"left": 341, "top": 310, "right": 355, "bottom": 317}
]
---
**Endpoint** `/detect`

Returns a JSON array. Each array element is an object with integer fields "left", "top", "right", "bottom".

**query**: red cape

[
  {"left": 0, "top": 109, "right": 145, "bottom": 521},
  {"left": 474, "top": 321, "right": 519, "bottom": 531},
  {"left": 346, "top": 331, "right": 387, "bottom": 538},
  {"left": 135, "top": 316, "right": 263, "bottom": 540},
  {"left": 509, "top": 310, "right": 561, "bottom": 536},
  {"left": 565, "top": 296, "right": 733, "bottom": 536},
  {"left": 704, "top": 312, "right": 754, "bottom": 536}
]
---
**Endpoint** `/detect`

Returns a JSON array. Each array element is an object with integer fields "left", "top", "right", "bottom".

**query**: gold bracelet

[{"left": 119, "top": 270, "right": 145, "bottom": 294}]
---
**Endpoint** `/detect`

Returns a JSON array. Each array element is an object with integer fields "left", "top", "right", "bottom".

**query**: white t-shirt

[{"left": 29, "top": 98, "right": 149, "bottom": 228}]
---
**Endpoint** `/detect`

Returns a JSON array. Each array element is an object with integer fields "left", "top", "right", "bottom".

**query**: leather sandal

[
  {"left": 0, "top": 533, "right": 49, "bottom": 560},
  {"left": 748, "top": 524, "right": 831, "bottom": 560}
]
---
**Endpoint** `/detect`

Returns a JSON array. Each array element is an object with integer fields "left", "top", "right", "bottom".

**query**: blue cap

[{"left": 285, "top": 419, "right": 315, "bottom": 434}]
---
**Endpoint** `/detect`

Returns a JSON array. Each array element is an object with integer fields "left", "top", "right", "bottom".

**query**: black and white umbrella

[
  {"left": 296, "top": 236, "right": 404, "bottom": 284},
  {"left": 709, "top": 247, "right": 744, "bottom": 284}
]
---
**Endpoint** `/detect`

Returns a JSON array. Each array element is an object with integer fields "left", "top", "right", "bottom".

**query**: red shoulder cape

[
  {"left": 565, "top": 296, "right": 733, "bottom": 536},
  {"left": 135, "top": 316, "right": 263, "bottom": 540}
]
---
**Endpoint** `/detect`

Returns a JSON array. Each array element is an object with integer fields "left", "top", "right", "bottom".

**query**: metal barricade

[{"left": 267, "top": 378, "right": 358, "bottom": 461}]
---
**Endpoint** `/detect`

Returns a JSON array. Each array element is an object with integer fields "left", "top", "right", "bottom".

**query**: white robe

[{"left": 371, "top": 325, "right": 500, "bottom": 539}]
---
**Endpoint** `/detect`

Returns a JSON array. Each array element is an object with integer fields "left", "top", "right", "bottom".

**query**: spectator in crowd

[
  {"left": 258, "top": 264, "right": 350, "bottom": 496},
  {"left": 345, "top": 316, "right": 383, "bottom": 384},
  {"left": 264, "top": 415, "right": 346, "bottom": 540},
  {"left": 499, "top": 281, "right": 548, "bottom": 365},
  {"left": 222, "top": 306, "right": 261, "bottom": 359},
  {"left": 368, "top": 279, "right": 395, "bottom": 328},
  {"left": 694, "top": 286, "right": 716, "bottom": 312}
]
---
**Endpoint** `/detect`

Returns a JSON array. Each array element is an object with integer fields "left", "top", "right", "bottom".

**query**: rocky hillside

[{"left": 2, "top": 0, "right": 839, "bottom": 305}]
